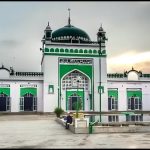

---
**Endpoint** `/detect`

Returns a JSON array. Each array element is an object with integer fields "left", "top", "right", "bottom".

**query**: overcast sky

[{"left": 0, "top": 1, "right": 150, "bottom": 73}]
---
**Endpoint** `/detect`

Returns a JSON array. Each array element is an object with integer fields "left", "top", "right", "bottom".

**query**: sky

[{"left": 0, "top": 1, "right": 150, "bottom": 73}]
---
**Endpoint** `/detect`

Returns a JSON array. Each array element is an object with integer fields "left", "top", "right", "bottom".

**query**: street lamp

[
  {"left": 76, "top": 76, "right": 81, "bottom": 117},
  {"left": 58, "top": 86, "right": 60, "bottom": 108},
  {"left": 97, "top": 24, "right": 108, "bottom": 122}
]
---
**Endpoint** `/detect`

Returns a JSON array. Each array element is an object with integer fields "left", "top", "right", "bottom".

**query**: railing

[
  {"left": 107, "top": 73, "right": 125, "bottom": 78},
  {"left": 89, "top": 121, "right": 99, "bottom": 134},
  {"left": 141, "top": 74, "right": 150, "bottom": 78},
  {"left": 15, "top": 72, "right": 43, "bottom": 76},
  {"left": 107, "top": 73, "right": 150, "bottom": 78}
]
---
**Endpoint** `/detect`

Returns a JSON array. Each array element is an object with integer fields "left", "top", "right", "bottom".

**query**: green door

[{"left": 66, "top": 89, "right": 84, "bottom": 111}]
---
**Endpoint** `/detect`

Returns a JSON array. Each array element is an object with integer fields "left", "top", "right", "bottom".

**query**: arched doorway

[
  {"left": 68, "top": 92, "right": 82, "bottom": 110},
  {"left": 0, "top": 92, "right": 10, "bottom": 111},
  {"left": 62, "top": 70, "right": 90, "bottom": 111},
  {"left": 20, "top": 93, "right": 37, "bottom": 111}
]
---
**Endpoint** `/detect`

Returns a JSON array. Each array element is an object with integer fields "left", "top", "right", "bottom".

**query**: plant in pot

[{"left": 54, "top": 107, "right": 64, "bottom": 118}]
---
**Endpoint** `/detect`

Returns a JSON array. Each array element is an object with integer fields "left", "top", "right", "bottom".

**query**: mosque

[{"left": 0, "top": 10, "right": 150, "bottom": 122}]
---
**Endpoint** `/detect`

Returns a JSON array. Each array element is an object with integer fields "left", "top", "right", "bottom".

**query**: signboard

[
  {"left": 20, "top": 84, "right": 37, "bottom": 88},
  {"left": 77, "top": 120, "right": 87, "bottom": 128},
  {"left": 75, "top": 118, "right": 89, "bottom": 128},
  {"left": 59, "top": 58, "right": 93, "bottom": 65}
]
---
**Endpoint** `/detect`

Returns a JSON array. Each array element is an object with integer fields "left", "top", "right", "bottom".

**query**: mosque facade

[{"left": 0, "top": 13, "right": 150, "bottom": 122}]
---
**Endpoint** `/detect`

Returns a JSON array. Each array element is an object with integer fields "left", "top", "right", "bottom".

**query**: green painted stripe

[
  {"left": 92, "top": 66, "right": 94, "bottom": 110},
  {"left": 45, "top": 47, "right": 107, "bottom": 54},
  {"left": 58, "top": 62, "right": 60, "bottom": 108},
  {"left": 44, "top": 52, "right": 106, "bottom": 57}
]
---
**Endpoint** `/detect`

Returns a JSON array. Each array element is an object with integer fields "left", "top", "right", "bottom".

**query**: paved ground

[{"left": 0, "top": 115, "right": 150, "bottom": 148}]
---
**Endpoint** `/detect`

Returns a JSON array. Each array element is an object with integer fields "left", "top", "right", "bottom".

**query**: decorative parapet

[
  {"left": 141, "top": 74, "right": 150, "bottom": 78},
  {"left": 44, "top": 47, "right": 106, "bottom": 57},
  {"left": 107, "top": 73, "right": 125, "bottom": 78},
  {"left": 107, "top": 68, "right": 144, "bottom": 79},
  {"left": 15, "top": 72, "right": 43, "bottom": 76},
  {"left": 107, "top": 73, "right": 150, "bottom": 79}
]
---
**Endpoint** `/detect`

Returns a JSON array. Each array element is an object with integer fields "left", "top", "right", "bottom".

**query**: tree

[{"left": 73, "top": 100, "right": 82, "bottom": 118}]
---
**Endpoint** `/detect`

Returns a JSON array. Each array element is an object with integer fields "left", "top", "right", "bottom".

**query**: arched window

[{"left": 62, "top": 70, "right": 89, "bottom": 91}]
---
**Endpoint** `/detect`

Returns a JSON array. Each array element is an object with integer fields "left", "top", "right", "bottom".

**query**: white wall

[
  {"left": 143, "top": 115, "right": 150, "bottom": 121},
  {"left": 43, "top": 56, "right": 59, "bottom": 112},
  {"left": 10, "top": 82, "right": 20, "bottom": 112},
  {"left": 108, "top": 81, "right": 150, "bottom": 111},
  {"left": 0, "top": 80, "right": 43, "bottom": 112},
  {"left": 93, "top": 57, "right": 108, "bottom": 112}
]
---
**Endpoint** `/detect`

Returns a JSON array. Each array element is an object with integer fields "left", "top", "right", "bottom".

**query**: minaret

[
  {"left": 44, "top": 22, "right": 52, "bottom": 40},
  {"left": 41, "top": 22, "right": 52, "bottom": 49},
  {"left": 97, "top": 24, "right": 108, "bottom": 122},
  {"left": 97, "top": 24, "right": 107, "bottom": 48}
]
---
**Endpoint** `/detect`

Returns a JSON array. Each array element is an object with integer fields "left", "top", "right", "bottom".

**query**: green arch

[
  {"left": 50, "top": 48, "right": 54, "bottom": 52},
  {"left": 84, "top": 49, "right": 88, "bottom": 53},
  {"left": 79, "top": 49, "right": 83, "bottom": 53},
  {"left": 93, "top": 50, "right": 97, "bottom": 54},
  {"left": 74, "top": 49, "right": 78, "bottom": 53},
  {"left": 60, "top": 48, "right": 64, "bottom": 52},
  {"left": 89, "top": 49, "right": 92, "bottom": 54},
  {"left": 65, "top": 49, "right": 69, "bottom": 52},
  {"left": 45, "top": 48, "right": 49, "bottom": 52},
  {"left": 127, "top": 90, "right": 142, "bottom": 100},
  {"left": 20, "top": 88, "right": 37, "bottom": 97},
  {"left": 55, "top": 48, "right": 59, "bottom": 52},
  {"left": 108, "top": 89, "right": 118, "bottom": 100},
  {"left": 0, "top": 88, "right": 10, "bottom": 96},
  {"left": 60, "top": 64, "right": 92, "bottom": 80},
  {"left": 70, "top": 49, "right": 74, "bottom": 53},
  {"left": 59, "top": 64, "right": 93, "bottom": 111}
]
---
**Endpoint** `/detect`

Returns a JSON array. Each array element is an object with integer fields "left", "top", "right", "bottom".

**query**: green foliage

[
  {"left": 54, "top": 107, "right": 64, "bottom": 118},
  {"left": 73, "top": 100, "right": 82, "bottom": 111}
]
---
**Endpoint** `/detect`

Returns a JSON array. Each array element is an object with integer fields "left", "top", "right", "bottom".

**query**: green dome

[{"left": 52, "top": 24, "right": 91, "bottom": 43}]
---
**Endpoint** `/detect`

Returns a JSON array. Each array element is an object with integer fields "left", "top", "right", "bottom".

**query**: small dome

[{"left": 52, "top": 24, "right": 91, "bottom": 43}]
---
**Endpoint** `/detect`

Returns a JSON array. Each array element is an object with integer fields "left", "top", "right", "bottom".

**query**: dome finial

[
  {"left": 1, "top": 63, "right": 4, "bottom": 68},
  {"left": 99, "top": 23, "right": 103, "bottom": 31},
  {"left": 48, "top": 21, "right": 49, "bottom": 26},
  {"left": 68, "top": 8, "right": 71, "bottom": 26}
]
